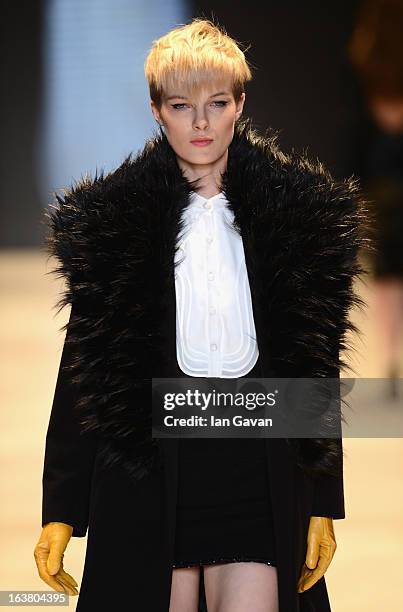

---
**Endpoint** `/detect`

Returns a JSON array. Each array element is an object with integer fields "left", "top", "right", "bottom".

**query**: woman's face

[{"left": 150, "top": 76, "right": 245, "bottom": 168}]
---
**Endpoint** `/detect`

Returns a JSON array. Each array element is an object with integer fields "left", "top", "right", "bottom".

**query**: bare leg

[
  {"left": 169, "top": 566, "right": 200, "bottom": 612},
  {"left": 203, "top": 562, "right": 279, "bottom": 612}
]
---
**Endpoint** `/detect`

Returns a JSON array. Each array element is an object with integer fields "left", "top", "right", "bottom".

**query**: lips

[{"left": 190, "top": 138, "right": 213, "bottom": 147}]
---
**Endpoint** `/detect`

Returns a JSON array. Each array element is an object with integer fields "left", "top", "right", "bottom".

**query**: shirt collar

[{"left": 188, "top": 190, "right": 228, "bottom": 210}]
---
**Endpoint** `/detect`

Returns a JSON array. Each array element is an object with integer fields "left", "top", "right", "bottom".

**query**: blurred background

[{"left": 0, "top": 0, "right": 402, "bottom": 610}]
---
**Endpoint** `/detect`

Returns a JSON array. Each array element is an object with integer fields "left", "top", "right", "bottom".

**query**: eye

[{"left": 171, "top": 101, "right": 229, "bottom": 110}]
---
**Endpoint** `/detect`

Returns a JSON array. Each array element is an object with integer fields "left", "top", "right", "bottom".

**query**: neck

[{"left": 175, "top": 148, "right": 228, "bottom": 199}]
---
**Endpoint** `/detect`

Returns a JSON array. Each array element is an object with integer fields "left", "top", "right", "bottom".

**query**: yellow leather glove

[
  {"left": 34, "top": 522, "right": 79, "bottom": 596},
  {"left": 297, "top": 516, "right": 337, "bottom": 593}
]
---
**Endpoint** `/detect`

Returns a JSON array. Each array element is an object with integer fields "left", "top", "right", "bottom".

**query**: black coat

[{"left": 41, "top": 118, "right": 368, "bottom": 611}]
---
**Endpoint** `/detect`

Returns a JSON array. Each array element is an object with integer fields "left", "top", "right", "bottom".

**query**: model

[
  {"left": 348, "top": 0, "right": 403, "bottom": 395},
  {"left": 34, "top": 17, "right": 368, "bottom": 612}
]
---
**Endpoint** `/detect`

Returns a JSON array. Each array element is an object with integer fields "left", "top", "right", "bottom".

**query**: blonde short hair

[{"left": 144, "top": 17, "right": 253, "bottom": 108}]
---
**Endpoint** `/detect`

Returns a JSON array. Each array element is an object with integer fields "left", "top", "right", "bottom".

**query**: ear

[
  {"left": 150, "top": 100, "right": 162, "bottom": 124},
  {"left": 235, "top": 92, "right": 246, "bottom": 120}
]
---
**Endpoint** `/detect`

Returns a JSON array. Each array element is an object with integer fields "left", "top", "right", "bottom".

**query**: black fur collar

[{"left": 43, "top": 118, "right": 369, "bottom": 482}]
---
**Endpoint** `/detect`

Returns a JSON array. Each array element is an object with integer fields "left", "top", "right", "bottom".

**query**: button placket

[{"left": 204, "top": 205, "right": 220, "bottom": 374}]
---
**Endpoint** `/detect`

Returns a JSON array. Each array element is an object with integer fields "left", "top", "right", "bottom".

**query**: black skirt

[{"left": 172, "top": 355, "right": 277, "bottom": 569}]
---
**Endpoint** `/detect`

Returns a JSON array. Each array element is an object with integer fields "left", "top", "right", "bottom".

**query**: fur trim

[{"left": 42, "top": 117, "right": 371, "bottom": 482}]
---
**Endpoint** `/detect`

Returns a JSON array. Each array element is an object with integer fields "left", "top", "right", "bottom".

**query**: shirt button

[
  {"left": 204, "top": 202, "right": 212, "bottom": 210},
  {"left": 210, "top": 343, "right": 217, "bottom": 351},
  {"left": 208, "top": 271, "right": 214, "bottom": 281},
  {"left": 209, "top": 306, "right": 216, "bottom": 315},
  {"left": 206, "top": 235, "right": 213, "bottom": 244}
]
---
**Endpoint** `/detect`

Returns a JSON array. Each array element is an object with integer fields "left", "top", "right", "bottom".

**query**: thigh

[
  {"left": 169, "top": 566, "right": 201, "bottom": 612},
  {"left": 203, "top": 562, "right": 279, "bottom": 612}
]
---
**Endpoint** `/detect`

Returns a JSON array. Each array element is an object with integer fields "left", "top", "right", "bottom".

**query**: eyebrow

[{"left": 166, "top": 91, "right": 231, "bottom": 101}]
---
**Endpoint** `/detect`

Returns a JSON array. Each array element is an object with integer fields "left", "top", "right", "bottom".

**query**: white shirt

[{"left": 174, "top": 190, "right": 259, "bottom": 378}]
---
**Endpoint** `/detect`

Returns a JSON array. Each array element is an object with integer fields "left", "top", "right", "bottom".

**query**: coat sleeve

[
  {"left": 309, "top": 336, "right": 346, "bottom": 519},
  {"left": 310, "top": 389, "right": 346, "bottom": 519},
  {"left": 42, "top": 304, "right": 99, "bottom": 537},
  {"left": 311, "top": 458, "right": 345, "bottom": 519}
]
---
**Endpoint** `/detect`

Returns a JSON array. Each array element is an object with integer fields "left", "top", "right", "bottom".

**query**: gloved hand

[
  {"left": 34, "top": 522, "right": 78, "bottom": 596},
  {"left": 297, "top": 516, "right": 337, "bottom": 593}
]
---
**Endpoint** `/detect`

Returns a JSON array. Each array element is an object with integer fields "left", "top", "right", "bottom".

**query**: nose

[{"left": 193, "top": 111, "right": 209, "bottom": 131}]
